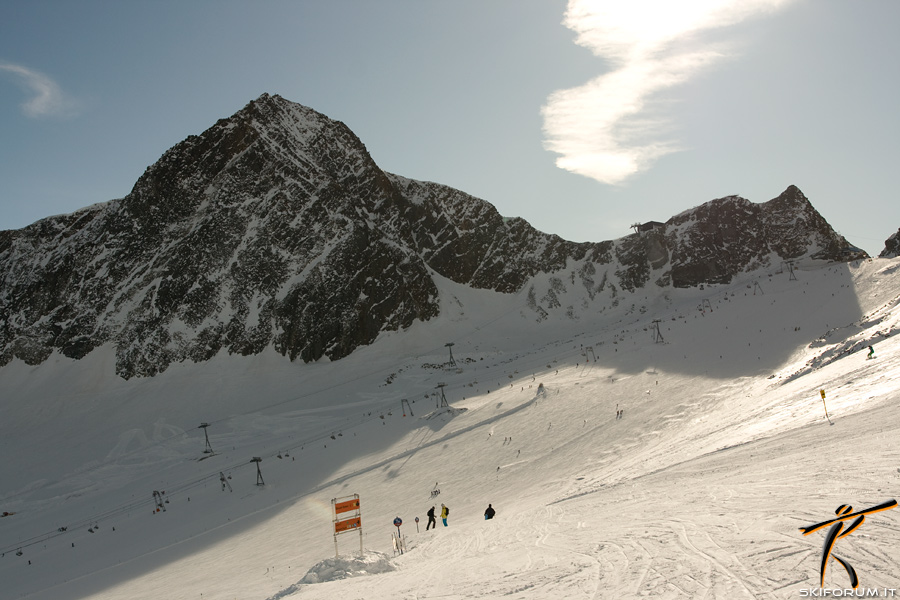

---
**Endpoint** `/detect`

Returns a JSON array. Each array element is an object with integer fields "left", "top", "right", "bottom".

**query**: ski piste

[{"left": 1, "top": 258, "right": 899, "bottom": 599}]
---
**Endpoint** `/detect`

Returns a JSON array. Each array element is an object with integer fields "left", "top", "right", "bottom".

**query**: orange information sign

[
  {"left": 332, "top": 495, "right": 363, "bottom": 556},
  {"left": 335, "top": 499, "right": 360, "bottom": 514},
  {"left": 334, "top": 516, "right": 361, "bottom": 533}
]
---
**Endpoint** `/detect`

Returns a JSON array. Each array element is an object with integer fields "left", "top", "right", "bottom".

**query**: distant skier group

[
  {"left": 424, "top": 502, "right": 496, "bottom": 529},
  {"left": 426, "top": 504, "right": 449, "bottom": 529}
]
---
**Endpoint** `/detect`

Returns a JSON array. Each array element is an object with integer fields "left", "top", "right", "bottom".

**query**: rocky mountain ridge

[
  {"left": 880, "top": 228, "right": 900, "bottom": 258},
  {"left": 0, "top": 94, "right": 867, "bottom": 378}
]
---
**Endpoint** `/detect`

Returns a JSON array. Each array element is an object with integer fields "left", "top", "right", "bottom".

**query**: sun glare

[{"left": 542, "top": 0, "right": 794, "bottom": 185}]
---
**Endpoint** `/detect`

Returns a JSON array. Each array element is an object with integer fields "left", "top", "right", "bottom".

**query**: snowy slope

[{"left": 1, "top": 257, "right": 899, "bottom": 599}]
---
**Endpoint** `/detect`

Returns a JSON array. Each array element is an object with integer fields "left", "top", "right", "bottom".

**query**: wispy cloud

[
  {"left": 0, "top": 61, "right": 78, "bottom": 118},
  {"left": 542, "top": 0, "right": 792, "bottom": 185}
]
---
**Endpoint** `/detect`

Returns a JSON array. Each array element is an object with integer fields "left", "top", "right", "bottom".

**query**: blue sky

[{"left": 1, "top": 0, "right": 898, "bottom": 254}]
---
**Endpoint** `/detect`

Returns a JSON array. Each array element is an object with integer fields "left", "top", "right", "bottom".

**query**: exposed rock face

[
  {"left": 880, "top": 229, "right": 900, "bottom": 258},
  {"left": 0, "top": 94, "right": 866, "bottom": 378},
  {"left": 1, "top": 95, "right": 440, "bottom": 377},
  {"left": 386, "top": 176, "right": 599, "bottom": 293},
  {"left": 665, "top": 186, "right": 866, "bottom": 287}
]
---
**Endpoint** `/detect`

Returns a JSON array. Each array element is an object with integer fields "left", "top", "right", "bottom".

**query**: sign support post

[
  {"left": 393, "top": 517, "right": 403, "bottom": 554},
  {"left": 332, "top": 494, "right": 362, "bottom": 557}
]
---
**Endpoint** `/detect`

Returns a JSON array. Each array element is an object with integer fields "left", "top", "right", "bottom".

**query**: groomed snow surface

[{"left": 2, "top": 258, "right": 900, "bottom": 599}]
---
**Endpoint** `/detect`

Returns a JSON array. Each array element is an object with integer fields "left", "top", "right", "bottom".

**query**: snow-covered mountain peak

[{"left": 0, "top": 96, "right": 866, "bottom": 379}]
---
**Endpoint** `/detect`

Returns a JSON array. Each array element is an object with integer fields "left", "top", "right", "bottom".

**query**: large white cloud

[
  {"left": 0, "top": 61, "right": 76, "bottom": 118},
  {"left": 542, "top": 0, "right": 792, "bottom": 185}
]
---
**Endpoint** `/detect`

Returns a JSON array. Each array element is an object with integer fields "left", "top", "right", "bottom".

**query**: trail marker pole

[
  {"left": 393, "top": 517, "right": 403, "bottom": 554},
  {"left": 819, "top": 389, "right": 833, "bottom": 425}
]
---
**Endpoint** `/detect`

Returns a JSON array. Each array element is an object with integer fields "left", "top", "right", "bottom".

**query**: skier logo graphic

[{"left": 799, "top": 499, "right": 896, "bottom": 588}]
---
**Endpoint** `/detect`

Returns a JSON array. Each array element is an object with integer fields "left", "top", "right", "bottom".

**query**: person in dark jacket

[
  {"left": 484, "top": 504, "right": 496, "bottom": 520},
  {"left": 426, "top": 506, "right": 436, "bottom": 530}
]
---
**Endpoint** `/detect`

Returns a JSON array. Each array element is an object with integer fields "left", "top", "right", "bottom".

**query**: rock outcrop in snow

[
  {"left": 665, "top": 186, "right": 865, "bottom": 287},
  {"left": 880, "top": 228, "right": 900, "bottom": 258},
  {"left": 0, "top": 94, "right": 866, "bottom": 378}
]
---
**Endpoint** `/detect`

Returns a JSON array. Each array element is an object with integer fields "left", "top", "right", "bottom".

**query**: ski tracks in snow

[
  {"left": 397, "top": 504, "right": 603, "bottom": 599},
  {"left": 580, "top": 513, "right": 785, "bottom": 599}
]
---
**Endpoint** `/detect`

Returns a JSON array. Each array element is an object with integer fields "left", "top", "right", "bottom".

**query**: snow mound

[{"left": 300, "top": 551, "right": 396, "bottom": 584}]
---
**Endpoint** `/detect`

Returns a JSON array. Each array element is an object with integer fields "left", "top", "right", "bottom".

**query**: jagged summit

[
  {"left": 664, "top": 185, "right": 863, "bottom": 287},
  {"left": 121, "top": 93, "right": 386, "bottom": 231},
  {"left": 880, "top": 228, "right": 900, "bottom": 258},
  {"left": 0, "top": 95, "right": 867, "bottom": 378}
]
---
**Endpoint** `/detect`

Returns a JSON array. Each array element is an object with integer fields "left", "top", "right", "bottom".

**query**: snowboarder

[
  {"left": 426, "top": 506, "right": 436, "bottom": 530},
  {"left": 867, "top": 345, "right": 876, "bottom": 359},
  {"left": 441, "top": 503, "right": 449, "bottom": 527},
  {"left": 484, "top": 504, "right": 496, "bottom": 520}
]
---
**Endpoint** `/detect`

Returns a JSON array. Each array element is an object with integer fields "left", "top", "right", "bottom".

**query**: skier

[
  {"left": 484, "top": 504, "right": 496, "bottom": 520},
  {"left": 426, "top": 506, "right": 436, "bottom": 531},
  {"left": 441, "top": 503, "right": 449, "bottom": 527}
]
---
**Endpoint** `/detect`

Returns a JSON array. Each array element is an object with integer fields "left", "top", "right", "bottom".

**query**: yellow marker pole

[{"left": 819, "top": 389, "right": 833, "bottom": 425}]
